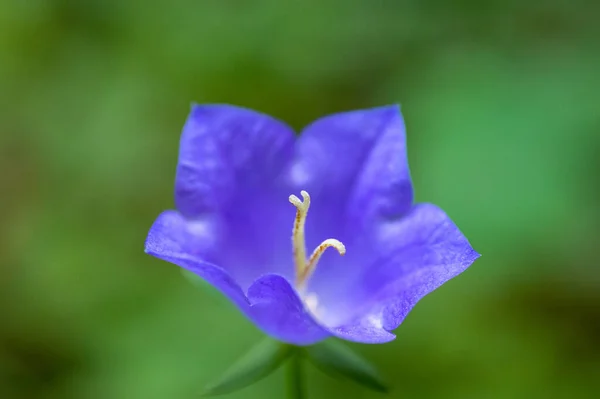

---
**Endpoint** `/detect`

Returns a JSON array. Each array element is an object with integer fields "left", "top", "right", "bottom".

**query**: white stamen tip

[
  {"left": 321, "top": 238, "right": 346, "bottom": 255},
  {"left": 300, "top": 190, "right": 310, "bottom": 202},
  {"left": 289, "top": 192, "right": 310, "bottom": 210},
  {"left": 289, "top": 194, "right": 301, "bottom": 206}
]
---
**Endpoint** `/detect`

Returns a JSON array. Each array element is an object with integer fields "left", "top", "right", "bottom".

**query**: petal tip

[
  {"left": 143, "top": 241, "right": 151, "bottom": 255},
  {"left": 379, "top": 103, "right": 401, "bottom": 112},
  {"left": 372, "top": 103, "right": 403, "bottom": 119},
  {"left": 466, "top": 247, "right": 482, "bottom": 264}
]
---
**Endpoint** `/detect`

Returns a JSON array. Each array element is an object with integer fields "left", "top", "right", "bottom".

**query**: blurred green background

[{"left": 1, "top": 0, "right": 599, "bottom": 398}]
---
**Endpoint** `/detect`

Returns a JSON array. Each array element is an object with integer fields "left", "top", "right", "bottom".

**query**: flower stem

[{"left": 286, "top": 349, "right": 305, "bottom": 399}]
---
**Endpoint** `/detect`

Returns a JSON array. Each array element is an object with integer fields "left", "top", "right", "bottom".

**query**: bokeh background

[{"left": 1, "top": 1, "right": 599, "bottom": 398}]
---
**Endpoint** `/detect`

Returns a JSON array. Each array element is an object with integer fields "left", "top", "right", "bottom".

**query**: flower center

[{"left": 288, "top": 190, "right": 346, "bottom": 293}]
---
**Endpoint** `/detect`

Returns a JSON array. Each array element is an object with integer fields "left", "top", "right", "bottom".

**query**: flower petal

[
  {"left": 247, "top": 275, "right": 330, "bottom": 345},
  {"left": 145, "top": 211, "right": 329, "bottom": 345},
  {"left": 290, "top": 105, "right": 414, "bottom": 312},
  {"left": 291, "top": 105, "right": 412, "bottom": 242},
  {"left": 145, "top": 211, "right": 248, "bottom": 307},
  {"left": 332, "top": 316, "right": 396, "bottom": 344},
  {"left": 172, "top": 104, "right": 297, "bottom": 288},
  {"left": 175, "top": 104, "right": 295, "bottom": 217},
  {"left": 324, "top": 204, "right": 479, "bottom": 342}
]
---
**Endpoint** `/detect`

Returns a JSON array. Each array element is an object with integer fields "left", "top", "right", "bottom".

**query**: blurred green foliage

[{"left": 1, "top": 0, "right": 599, "bottom": 398}]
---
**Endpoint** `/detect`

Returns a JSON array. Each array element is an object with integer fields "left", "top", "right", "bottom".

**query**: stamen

[
  {"left": 299, "top": 239, "right": 345, "bottom": 288},
  {"left": 289, "top": 190, "right": 346, "bottom": 291},
  {"left": 289, "top": 191, "right": 310, "bottom": 279}
]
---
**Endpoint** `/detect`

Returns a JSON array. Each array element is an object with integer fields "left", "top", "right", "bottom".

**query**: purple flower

[{"left": 145, "top": 104, "right": 479, "bottom": 346}]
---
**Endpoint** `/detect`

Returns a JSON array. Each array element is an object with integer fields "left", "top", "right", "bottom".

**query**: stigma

[{"left": 289, "top": 190, "right": 345, "bottom": 291}]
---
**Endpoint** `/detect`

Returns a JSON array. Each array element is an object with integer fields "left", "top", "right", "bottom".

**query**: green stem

[{"left": 286, "top": 349, "right": 305, "bottom": 399}]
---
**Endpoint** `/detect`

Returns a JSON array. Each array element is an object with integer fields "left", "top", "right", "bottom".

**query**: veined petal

[
  {"left": 327, "top": 204, "right": 479, "bottom": 343},
  {"left": 291, "top": 106, "right": 413, "bottom": 306},
  {"left": 172, "top": 104, "right": 297, "bottom": 288},
  {"left": 176, "top": 104, "right": 295, "bottom": 216},
  {"left": 145, "top": 211, "right": 329, "bottom": 345},
  {"left": 291, "top": 105, "right": 412, "bottom": 238}
]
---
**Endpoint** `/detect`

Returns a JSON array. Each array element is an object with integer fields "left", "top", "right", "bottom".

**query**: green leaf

[
  {"left": 201, "top": 339, "right": 292, "bottom": 396},
  {"left": 305, "top": 339, "right": 388, "bottom": 393}
]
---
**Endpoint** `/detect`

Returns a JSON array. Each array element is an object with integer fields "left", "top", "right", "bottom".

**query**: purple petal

[
  {"left": 325, "top": 204, "right": 479, "bottom": 343},
  {"left": 291, "top": 105, "right": 412, "bottom": 238},
  {"left": 290, "top": 106, "right": 413, "bottom": 309},
  {"left": 145, "top": 211, "right": 247, "bottom": 306},
  {"left": 172, "top": 104, "right": 297, "bottom": 288},
  {"left": 332, "top": 316, "right": 396, "bottom": 344},
  {"left": 176, "top": 104, "right": 295, "bottom": 217},
  {"left": 247, "top": 275, "right": 330, "bottom": 345},
  {"left": 145, "top": 211, "right": 329, "bottom": 345}
]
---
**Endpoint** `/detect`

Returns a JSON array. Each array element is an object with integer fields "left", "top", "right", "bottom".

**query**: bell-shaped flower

[{"left": 145, "top": 104, "right": 479, "bottom": 345}]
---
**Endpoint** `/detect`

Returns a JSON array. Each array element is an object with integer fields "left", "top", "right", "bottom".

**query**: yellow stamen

[
  {"left": 289, "top": 191, "right": 345, "bottom": 291},
  {"left": 302, "top": 239, "right": 345, "bottom": 284},
  {"left": 289, "top": 191, "right": 310, "bottom": 279}
]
